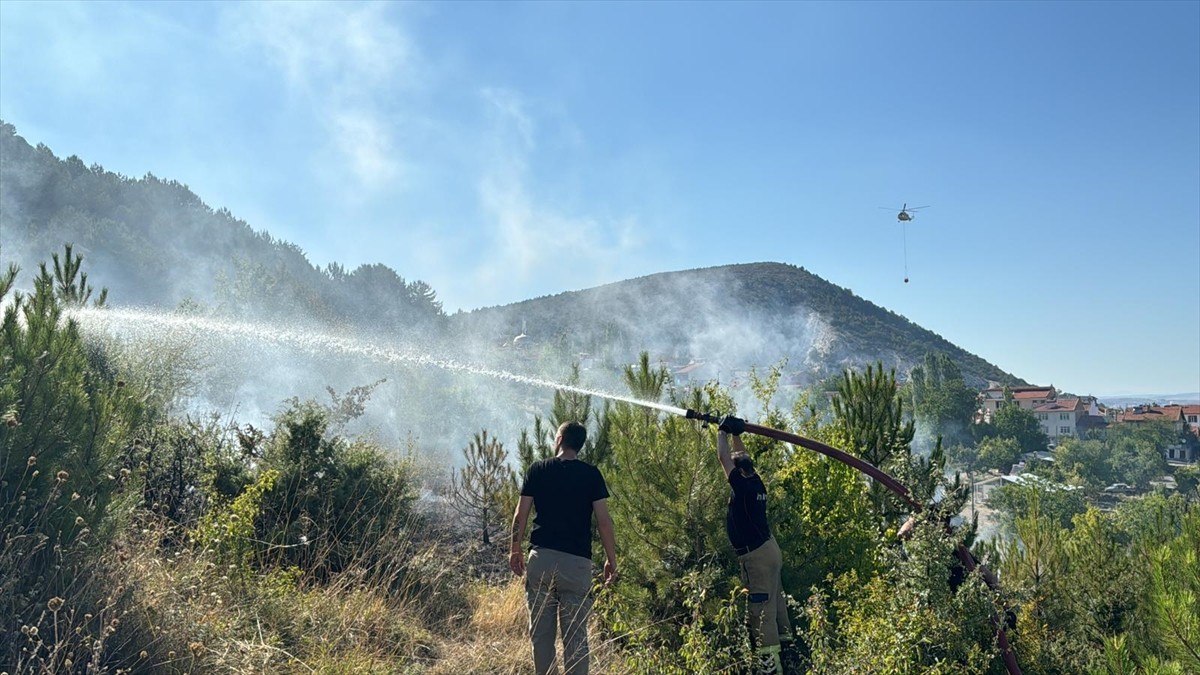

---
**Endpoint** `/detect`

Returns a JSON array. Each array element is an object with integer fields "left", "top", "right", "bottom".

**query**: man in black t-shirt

[
  {"left": 510, "top": 421, "right": 616, "bottom": 675},
  {"left": 717, "top": 417, "right": 794, "bottom": 675}
]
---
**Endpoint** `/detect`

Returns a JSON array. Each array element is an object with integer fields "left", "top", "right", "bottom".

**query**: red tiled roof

[
  {"left": 983, "top": 386, "right": 1053, "bottom": 395},
  {"left": 1180, "top": 404, "right": 1200, "bottom": 416},
  {"left": 1117, "top": 406, "right": 1185, "bottom": 423},
  {"left": 1033, "top": 398, "right": 1081, "bottom": 413},
  {"left": 1013, "top": 389, "right": 1055, "bottom": 400}
]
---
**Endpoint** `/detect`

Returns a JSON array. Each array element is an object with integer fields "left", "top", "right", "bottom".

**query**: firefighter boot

[
  {"left": 779, "top": 635, "right": 804, "bottom": 674},
  {"left": 755, "top": 645, "right": 782, "bottom": 675}
]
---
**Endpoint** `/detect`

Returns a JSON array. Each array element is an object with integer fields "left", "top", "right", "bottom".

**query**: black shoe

[
  {"left": 755, "top": 647, "right": 782, "bottom": 674},
  {"left": 780, "top": 638, "right": 805, "bottom": 674}
]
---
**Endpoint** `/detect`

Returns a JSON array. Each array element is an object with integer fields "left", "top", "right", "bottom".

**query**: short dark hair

[
  {"left": 558, "top": 421, "right": 587, "bottom": 451},
  {"left": 733, "top": 454, "right": 755, "bottom": 475}
]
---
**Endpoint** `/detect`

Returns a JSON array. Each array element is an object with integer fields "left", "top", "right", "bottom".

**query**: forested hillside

[
  {"left": 451, "top": 263, "right": 1025, "bottom": 388},
  {"left": 0, "top": 121, "right": 444, "bottom": 337},
  {"left": 3, "top": 120, "right": 1020, "bottom": 387}
]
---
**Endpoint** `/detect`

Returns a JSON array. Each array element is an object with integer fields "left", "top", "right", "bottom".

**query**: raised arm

[
  {"left": 729, "top": 433, "right": 749, "bottom": 456},
  {"left": 509, "top": 495, "right": 533, "bottom": 576},
  {"left": 717, "top": 430, "right": 735, "bottom": 477}
]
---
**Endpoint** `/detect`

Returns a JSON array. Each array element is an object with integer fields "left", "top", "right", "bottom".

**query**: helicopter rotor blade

[{"left": 907, "top": 205, "right": 931, "bottom": 211}]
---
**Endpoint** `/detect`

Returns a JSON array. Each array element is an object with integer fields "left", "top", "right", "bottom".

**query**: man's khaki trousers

[{"left": 525, "top": 547, "right": 594, "bottom": 675}]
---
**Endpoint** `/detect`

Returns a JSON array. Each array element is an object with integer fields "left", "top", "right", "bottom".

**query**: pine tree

[
  {"left": 1, "top": 249, "right": 148, "bottom": 647},
  {"left": 624, "top": 351, "right": 671, "bottom": 401},
  {"left": 831, "top": 362, "right": 915, "bottom": 520},
  {"left": 551, "top": 364, "right": 592, "bottom": 429},
  {"left": 450, "top": 430, "right": 516, "bottom": 545},
  {"left": 517, "top": 416, "right": 554, "bottom": 476},
  {"left": 51, "top": 243, "right": 107, "bottom": 306},
  {"left": 549, "top": 363, "right": 613, "bottom": 465},
  {"left": 603, "top": 361, "right": 732, "bottom": 649},
  {"left": 1145, "top": 507, "right": 1200, "bottom": 671},
  {"left": 831, "top": 362, "right": 915, "bottom": 468},
  {"left": 518, "top": 362, "right": 614, "bottom": 469}
]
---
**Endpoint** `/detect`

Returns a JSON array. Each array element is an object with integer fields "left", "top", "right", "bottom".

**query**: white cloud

[
  {"left": 225, "top": 1, "right": 411, "bottom": 93},
  {"left": 332, "top": 110, "right": 401, "bottom": 190},
  {"left": 1, "top": 2, "right": 190, "bottom": 105},
  {"left": 222, "top": 2, "right": 415, "bottom": 194},
  {"left": 470, "top": 88, "right": 646, "bottom": 299},
  {"left": 480, "top": 88, "right": 535, "bottom": 151}
]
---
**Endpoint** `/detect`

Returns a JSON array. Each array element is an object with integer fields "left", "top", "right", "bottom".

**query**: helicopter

[
  {"left": 878, "top": 203, "right": 931, "bottom": 283},
  {"left": 879, "top": 203, "right": 930, "bottom": 222}
]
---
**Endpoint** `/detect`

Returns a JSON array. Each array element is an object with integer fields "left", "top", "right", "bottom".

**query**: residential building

[
  {"left": 1033, "top": 398, "right": 1083, "bottom": 441},
  {"left": 1076, "top": 411, "right": 1109, "bottom": 438},
  {"left": 1184, "top": 405, "right": 1200, "bottom": 432},
  {"left": 979, "top": 385, "right": 1055, "bottom": 422},
  {"left": 1114, "top": 405, "right": 1195, "bottom": 463},
  {"left": 1116, "top": 405, "right": 1186, "bottom": 430},
  {"left": 1074, "top": 396, "right": 1109, "bottom": 437}
]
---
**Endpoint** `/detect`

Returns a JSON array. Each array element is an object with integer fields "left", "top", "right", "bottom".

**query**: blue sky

[{"left": 1, "top": 1, "right": 1197, "bottom": 397}]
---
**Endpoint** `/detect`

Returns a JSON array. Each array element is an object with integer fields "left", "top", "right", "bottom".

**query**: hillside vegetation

[
  {"left": 4, "top": 120, "right": 1020, "bottom": 390},
  {"left": 451, "top": 263, "right": 1024, "bottom": 388},
  {"left": 2, "top": 237, "right": 1198, "bottom": 673},
  {"left": 1, "top": 121, "right": 444, "bottom": 338}
]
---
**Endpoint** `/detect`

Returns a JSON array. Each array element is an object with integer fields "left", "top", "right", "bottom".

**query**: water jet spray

[{"left": 68, "top": 307, "right": 686, "bottom": 417}]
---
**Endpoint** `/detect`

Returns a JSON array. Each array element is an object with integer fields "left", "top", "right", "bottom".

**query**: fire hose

[{"left": 684, "top": 409, "right": 1022, "bottom": 675}]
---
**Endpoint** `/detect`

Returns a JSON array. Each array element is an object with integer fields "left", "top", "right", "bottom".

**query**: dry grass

[
  {"left": 111, "top": 518, "right": 646, "bottom": 674},
  {"left": 427, "top": 579, "right": 533, "bottom": 675},
  {"left": 8, "top": 509, "right": 650, "bottom": 674},
  {"left": 94, "top": 517, "right": 440, "bottom": 674},
  {"left": 425, "top": 578, "right": 640, "bottom": 675},
  {"left": 469, "top": 578, "right": 530, "bottom": 637}
]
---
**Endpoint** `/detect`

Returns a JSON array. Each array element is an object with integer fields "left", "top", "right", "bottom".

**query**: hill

[
  {"left": 450, "top": 262, "right": 1025, "bottom": 389},
  {"left": 2, "top": 120, "right": 1022, "bottom": 390},
  {"left": 0, "top": 121, "right": 444, "bottom": 336}
]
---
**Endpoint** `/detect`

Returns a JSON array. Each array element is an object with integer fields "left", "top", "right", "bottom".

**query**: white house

[
  {"left": 1183, "top": 405, "right": 1200, "bottom": 432},
  {"left": 1033, "top": 398, "right": 1083, "bottom": 440},
  {"left": 979, "top": 385, "right": 1056, "bottom": 422}
]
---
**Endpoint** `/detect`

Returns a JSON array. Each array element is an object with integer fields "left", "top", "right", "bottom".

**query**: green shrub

[
  {"left": 1, "top": 255, "right": 154, "bottom": 660},
  {"left": 804, "top": 519, "right": 1002, "bottom": 674},
  {"left": 128, "top": 416, "right": 254, "bottom": 534},
  {"left": 593, "top": 567, "right": 751, "bottom": 674},
  {"left": 252, "top": 401, "right": 420, "bottom": 579}
]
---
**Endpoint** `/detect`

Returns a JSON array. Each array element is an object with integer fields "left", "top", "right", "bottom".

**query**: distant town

[{"left": 977, "top": 384, "right": 1199, "bottom": 464}]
